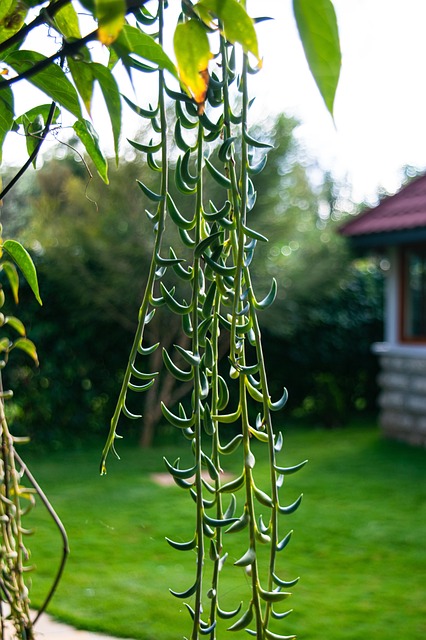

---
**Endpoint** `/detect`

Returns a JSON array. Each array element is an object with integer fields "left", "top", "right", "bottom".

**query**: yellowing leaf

[
  {"left": 13, "top": 337, "right": 39, "bottom": 366},
  {"left": 197, "top": 0, "right": 261, "bottom": 65},
  {"left": 174, "top": 20, "right": 212, "bottom": 113},
  {"left": 0, "top": 1, "right": 27, "bottom": 46},
  {"left": 96, "top": 0, "right": 126, "bottom": 46}
]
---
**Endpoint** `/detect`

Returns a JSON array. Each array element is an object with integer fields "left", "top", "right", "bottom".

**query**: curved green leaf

[
  {"left": 5, "top": 315, "right": 25, "bottom": 336},
  {"left": 6, "top": 50, "right": 83, "bottom": 120},
  {"left": 90, "top": 62, "right": 121, "bottom": 162},
  {"left": 73, "top": 119, "right": 108, "bottom": 183},
  {"left": 174, "top": 19, "right": 211, "bottom": 109},
  {"left": 112, "top": 25, "right": 178, "bottom": 80},
  {"left": 0, "top": 82, "right": 13, "bottom": 164},
  {"left": 198, "top": 0, "right": 260, "bottom": 64},
  {"left": 2, "top": 240, "right": 41, "bottom": 305},
  {"left": 12, "top": 337, "right": 38, "bottom": 365},
  {"left": 0, "top": 260, "right": 18, "bottom": 303},
  {"left": 293, "top": 0, "right": 341, "bottom": 115}
]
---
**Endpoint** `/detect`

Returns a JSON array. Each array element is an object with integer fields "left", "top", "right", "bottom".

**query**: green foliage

[
  {"left": 293, "top": 0, "right": 341, "bottom": 115},
  {"left": 0, "top": 1, "right": 344, "bottom": 638},
  {"left": 0, "top": 249, "right": 68, "bottom": 640}
]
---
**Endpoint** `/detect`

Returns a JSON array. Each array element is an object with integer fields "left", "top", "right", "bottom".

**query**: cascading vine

[
  {"left": 101, "top": 2, "right": 308, "bottom": 638},
  {"left": 0, "top": 1, "right": 341, "bottom": 638}
]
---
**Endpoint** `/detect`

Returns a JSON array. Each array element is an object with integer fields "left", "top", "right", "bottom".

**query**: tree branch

[
  {"left": 0, "top": 0, "right": 72, "bottom": 56},
  {"left": 0, "top": 30, "right": 99, "bottom": 89}
]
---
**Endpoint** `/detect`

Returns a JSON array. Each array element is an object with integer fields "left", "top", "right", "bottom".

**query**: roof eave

[{"left": 346, "top": 227, "right": 426, "bottom": 250}]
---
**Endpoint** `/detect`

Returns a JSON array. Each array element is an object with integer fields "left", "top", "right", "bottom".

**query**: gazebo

[{"left": 340, "top": 173, "right": 426, "bottom": 446}]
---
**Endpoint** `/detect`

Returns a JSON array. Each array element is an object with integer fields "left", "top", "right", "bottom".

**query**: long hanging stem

[
  {"left": 101, "top": 1, "right": 169, "bottom": 474},
  {"left": 191, "top": 122, "right": 205, "bottom": 640}
]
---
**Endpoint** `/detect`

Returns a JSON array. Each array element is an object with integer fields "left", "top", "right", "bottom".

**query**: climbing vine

[{"left": 0, "top": 0, "right": 340, "bottom": 638}]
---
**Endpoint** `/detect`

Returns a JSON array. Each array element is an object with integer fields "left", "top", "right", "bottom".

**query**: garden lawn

[{"left": 23, "top": 423, "right": 426, "bottom": 640}]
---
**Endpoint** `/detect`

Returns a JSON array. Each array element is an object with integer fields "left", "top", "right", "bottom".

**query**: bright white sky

[
  {"left": 252, "top": 0, "right": 426, "bottom": 203},
  {"left": 5, "top": 0, "right": 426, "bottom": 204}
]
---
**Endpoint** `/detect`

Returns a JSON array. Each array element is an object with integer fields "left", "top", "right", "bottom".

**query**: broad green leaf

[
  {"left": 0, "top": 82, "right": 14, "bottom": 164},
  {"left": 112, "top": 25, "right": 178, "bottom": 80},
  {"left": 197, "top": 0, "right": 260, "bottom": 64},
  {"left": 53, "top": 2, "right": 81, "bottom": 40},
  {"left": 0, "top": 337, "right": 10, "bottom": 352},
  {"left": 292, "top": 0, "right": 341, "bottom": 115},
  {"left": 52, "top": 3, "right": 94, "bottom": 112},
  {"left": 67, "top": 57, "right": 94, "bottom": 114},
  {"left": 73, "top": 119, "right": 109, "bottom": 183},
  {"left": 15, "top": 103, "right": 60, "bottom": 126},
  {"left": 0, "top": 260, "right": 19, "bottom": 304},
  {"left": 90, "top": 62, "right": 121, "bottom": 162},
  {"left": 96, "top": 0, "right": 126, "bottom": 46},
  {"left": 2, "top": 240, "right": 42, "bottom": 305},
  {"left": 12, "top": 337, "right": 39, "bottom": 365},
  {"left": 5, "top": 316, "right": 26, "bottom": 336},
  {"left": 174, "top": 20, "right": 212, "bottom": 112},
  {"left": 0, "top": 1, "right": 14, "bottom": 22},
  {"left": 0, "top": 1, "right": 27, "bottom": 46},
  {"left": 6, "top": 50, "right": 83, "bottom": 119}
]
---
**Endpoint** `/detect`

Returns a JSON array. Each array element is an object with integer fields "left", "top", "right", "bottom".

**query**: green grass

[{"left": 22, "top": 423, "right": 426, "bottom": 639}]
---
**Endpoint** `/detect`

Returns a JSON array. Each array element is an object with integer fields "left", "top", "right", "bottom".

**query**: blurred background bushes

[{"left": 0, "top": 112, "right": 384, "bottom": 449}]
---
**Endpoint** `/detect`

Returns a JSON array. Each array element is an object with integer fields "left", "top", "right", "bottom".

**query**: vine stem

[
  {"left": 101, "top": 0, "right": 169, "bottom": 474},
  {"left": 0, "top": 373, "right": 33, "bottom": 639},
  {"left": 245, "top": 264, "right": 280, "bottom": 627},
  {"left": 191, "top": 121, "right": 205, "bottom": 640}
]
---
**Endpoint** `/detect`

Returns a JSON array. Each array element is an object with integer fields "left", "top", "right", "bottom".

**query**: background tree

[{"left": 1, "top": 111, "right": 383, "bottom": 448}]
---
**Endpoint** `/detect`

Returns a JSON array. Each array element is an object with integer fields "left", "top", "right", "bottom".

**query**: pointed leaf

[
  {"left": 6, "top": 50, "right": 83, "bottom": 119},
  {"left": 166, "top": 535, "right": 197, "bottom": 551},
  {"left": 174, "top": 20, "right": 212, "bottom": 112},
  {"left": 53, "top": 2, "right": 82, "bottom": 40},
  {"left": 90, "top": 62, "right": 121, "bottom": 162},
  {"left": 0, "top": 82, "right": 13, "bottom": 164},
  {"left": 73, "top": 119, "right": 109, "bottom": 183},
  {"left": 259, "top": 585, "right": 292, "bottom": 603},
  {"left": 5, "top": 316, "right": 25, "bottom": 336},
  {"left": 227, "top": 604, "right": 253, "bottom": 631},
  {"left": 112, "top": 25, "right": 178, "bottom": 79},
  {"left": 198, "top": 0, "right": 261, "bottom": 64},
  {"left": 12, "top": 337, "right": 38, "bottom": 365},
  {"left": 67, "top": 56, "right": 94, "bottom": 114},
  {"left": 0, "top": 260, "right": 19, "bottom": 303},
  {"left": 96, "top": 0, "right": 126, "bottom": 46},
  {"left": 15, "top": 104, "right": 61, "bottom": 127},
  {"left": 2, "top": 240, "right": 41, "bottom": 305},
  {"left": 169, "top": 578, "right": 198, "bottom": 599},
  {"left": 292, "top": 0, "right": 341, "bottom": 115},
  {"left": 234, "top": 546, "right": 255, "bottom": 567}
]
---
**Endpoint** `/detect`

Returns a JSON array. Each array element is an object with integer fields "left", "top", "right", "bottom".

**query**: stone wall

[{"left": 377, "top": 353, "right": 426, "bottom": 446}]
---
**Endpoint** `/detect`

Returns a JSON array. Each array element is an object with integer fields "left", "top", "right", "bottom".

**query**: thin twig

[{"left": 13, "top": 450, "right": 69, "bottom": 626}]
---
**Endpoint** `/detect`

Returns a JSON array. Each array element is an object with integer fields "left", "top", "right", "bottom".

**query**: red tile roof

[{"left": 340, "top": 173, "right": 426, "bottom": 237}]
